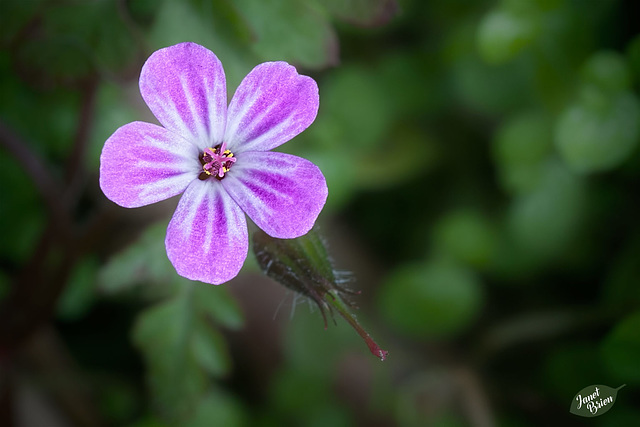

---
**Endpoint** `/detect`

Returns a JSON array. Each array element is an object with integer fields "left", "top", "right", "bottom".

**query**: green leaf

[
  {"left": 378, "top": 259, "right": 483, "bottom": 338},
  {"left": 543, "top": 343, "right": 606, "bottom": 402},
  {"left": 601, "top": 311, "right": 640, "bottom": 384},
  {"left": 0, "top": 53, "right": 81, "bottom": 160},
  {"left": 555, "top": 92, "right": 640, "bottom": 173},
  {"left": 355, "top": 125, "right": 440, "bottom": 190},
  {"left": 627, "top": 34, "right": 640, "bottom": 83},
  {"left": 132, "top": 293, "right": 205, "bottom": 421},
  {"left": 16, "top": 1, "right": 137, "bottom": 82},
  {"left": 56, "top": 256, "right": 99, "bottom": 321},
  {"left": 569, "top": 384, "right": 625, "bottom": 417},
  {"left": 147, "top": 0, "right": 254, "bottom": 90},
  {"left": 191, "top": 319, "right": 231, "bottom": 377},
  {"left": 98, "top": 221, "right": 176, "bottom": 297},
  {"left": 194, "top": 285, "right": 244, "bottom": 330},
  {"left": 314, "top": 64, "right": 392, "bottom": 150},
  {"left": 492, "top": 110, "right": 554, "bottom": 194},
  {"left": 185, "top": 389, "right": 248, "bottom": 427},
  {"left": 449, "top": 24, "right": 532, "bottom": 114},
  {"left": 581, "top": 51, "right": 632, "bottom": 95},
  {"left": 508, "top": 160, "right": 586, "bottom": 259},
  {"left": 477, "top": 8, "right": 538, "bottom": 64},
  {"left": 321, "top": 0, "right": 397, "bottom": 27},
  {"left": 0, "top": 0, "right": 45, "bottom": 44},
  {"left": 132, "top": 285, "right": 232, "bottom": 422},
  {"left": 233, "top": 0, "right": 337, "bottom": 69},
  {"left": 88, "top": 81, "right": 141, "bottom": 170},
  {"left": 431, "top": 210, "right": 498, "bottom": 269},
  {"left": 148, "top": 0, "right": 217, "bottom": 51}
]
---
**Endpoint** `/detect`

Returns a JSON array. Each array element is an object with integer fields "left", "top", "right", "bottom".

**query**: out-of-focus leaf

[
  {"left": 432, "top": 209, "right": 498, "bottom": 269},
  {"left": 581, "top": 51, "right": 632, "bottom": 95},
  {"left": 315, "top": 64, "right": 392, "bottom": 150},
  {"left": 286, "top": 308, "right": 360, "bottom": 377},
  {"left": 234, "top": 0, "right": 337, "bottom": 69},
  {"left": 98, "top": 377, "right": 140, "bottom": 425},
  {"left": 191, "top": 319, "right": 230, "bottom": 377},
  {"left": 378, "top": 259, "right": 483, "bottom": 338},
  {"left": 148, "top": 0, "right": 253, "bottom": 90},
  {"left": 477, "top": 8, "right": 539, "bottom": 64},
  {"left": 601, "top": 311, "right": 640, "bottom": 384},
  {"left": 185, "top": 389, "right": 248, "bottom": 427},
  {"left": 56, "top": 256, "right": 99, "bottom": 321},
  {"left": 128, "top": 0, "right": 163, "bottom": 27},
  {"left": 543, "top": 343, "right": 606, "bottom": 402},
  {"left": 508, "top": 160, "right": 586, "bottom": 259},
  {"left": 376, "top": 51, "right": 444, "bottom": 117},
  {"left": 395, "top": 371, "right": 466, "bottom": 427},
  {"left": 301, "top": 147, "right": 358, "bottom": 211},
  {"left": 355, "top": 126, "right": 439, "bottom": 190},
  {"left": 269, "top": 366, "right": 354, "bottom": 426},
  {"left": 0, "top": 0, "right": 45, "bottom": 43},
  {"left": 555, "top": 91, "right": 640, "bottom": 173},
  {"left": 603, "top": 231, "right": 640, "bottom": 309},
  {"left": 596, "top": 407, "right": 640, "bottom": 427},
  {"left": 0, "top": 52, "right": 80, "bottom": 160},
  {"left": 132, "top": 293, "right": 205, "bottom": 420},
  {"left": 627, "top": 34, "right": 640, "bottom": 82},
  {"left": 321, "top": 0, "right": 398, "bottom": 27},
  {"left": 304, "top": 402, "right": 353, "bottom": 427},
  {"left": 15, "top": 0, "right": 137, "bottom": 83},
  {"left": 98, "top": 221, "right": 175, "bottom": 297},
  {"left": 148, "top": 0, "right": 217, "bottom": 52},
  {"left": 126, "top": 415, "right": 169, "bottom": 427},
  {"left": 132, "top": 285, "right": 232, "bottom": 422},
  {"left": 194, "top": 285, "right": 244, "bottom": 330},
  {"left": 447, "top": 24, "right": 532, "bottom": 115},
  {"left": 88, "top": 81, "right": 141, "bottom": 170},
  {"left": 492, "top": 110, "right": 554, "bottom": 194}
]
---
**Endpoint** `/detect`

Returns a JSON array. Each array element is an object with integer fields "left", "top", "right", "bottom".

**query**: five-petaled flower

[{"left": 100, "top": 42, "right": 327, "bottom": 284}]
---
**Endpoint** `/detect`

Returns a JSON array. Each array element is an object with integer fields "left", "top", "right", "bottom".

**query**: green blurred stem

[{"left": 326, "top": 290, "right": 388, "bottom": 361}]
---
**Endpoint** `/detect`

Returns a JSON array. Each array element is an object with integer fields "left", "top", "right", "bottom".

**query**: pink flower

[{"left": 100, "top": 42, "right": 327, "bottom": 284}]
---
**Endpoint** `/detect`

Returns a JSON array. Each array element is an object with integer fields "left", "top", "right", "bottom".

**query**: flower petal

[
  {"left": 166, "top": 179, "right": 248, "bottom": 284},
  {"left": 139, "top": 42, "right": 227, "bottom": 150},
  {"left": 100, "top": 121, "right": 199, "bottom": 208},
  {"left": 224, "top": 62, "right": 319, "bottom": 153},
  {"left": 221, "top": 152, "right": 327, "bottom": 238}
]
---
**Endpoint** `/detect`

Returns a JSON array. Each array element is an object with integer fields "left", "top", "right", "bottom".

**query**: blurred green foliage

[{"left": 1, "top": 0, "right": 640, "bottom": 426}]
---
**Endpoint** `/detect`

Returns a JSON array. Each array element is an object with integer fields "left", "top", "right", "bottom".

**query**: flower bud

[{"left": 252, "top": 228, "right": 388, "bottom": 361}]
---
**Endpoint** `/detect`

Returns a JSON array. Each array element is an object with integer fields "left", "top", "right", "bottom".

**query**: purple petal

[
  {"left": 140, "top": 42, "right": 227, "bottom": 150},
  {"left": 100, "top": 121, "right": 199, "bottom": 208},
  {"left": 166, "top": 179, "right": 248, "bottom": 284},
  {"left": 224, "top": 62, "right": 319, "bottom": 153},
  {"left": 221, "top": 152, "right": 327, "bottom": 238}
]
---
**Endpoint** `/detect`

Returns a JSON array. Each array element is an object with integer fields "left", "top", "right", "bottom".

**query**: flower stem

[{"left": 326, "top": 290, "right": 388, "bottom": 361}]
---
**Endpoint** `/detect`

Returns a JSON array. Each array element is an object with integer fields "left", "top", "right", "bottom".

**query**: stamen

[{"left": 200, "top": 143, "right": 236, "bottom": 180}]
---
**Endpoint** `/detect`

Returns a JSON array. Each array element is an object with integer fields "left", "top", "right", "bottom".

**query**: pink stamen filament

[{"left": 202, "top": 142, "right": 236, "bottom": 178}]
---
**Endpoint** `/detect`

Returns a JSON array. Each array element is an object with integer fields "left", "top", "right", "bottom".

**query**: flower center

[{"left": 199, "top": 142, "right": 236, "bottom": 180}]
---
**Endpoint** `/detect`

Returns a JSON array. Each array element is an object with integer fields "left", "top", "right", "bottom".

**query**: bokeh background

[{"left": 1, "top": 0, "right": 640, "bottom": 426}]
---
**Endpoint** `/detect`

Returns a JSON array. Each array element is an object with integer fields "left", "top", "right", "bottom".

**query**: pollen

[{"left": 200, "top": 142, "right": 236, "bottom": 180}]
